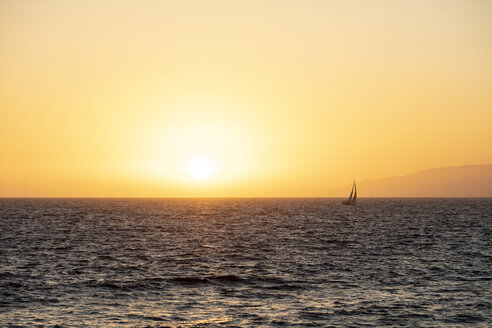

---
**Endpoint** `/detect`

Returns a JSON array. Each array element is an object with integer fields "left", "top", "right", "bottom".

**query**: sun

[{"left": 187, "top": 156, "right": 215, "bottom": 180}]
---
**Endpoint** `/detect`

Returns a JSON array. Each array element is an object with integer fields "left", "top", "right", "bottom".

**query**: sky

[{"left": 1, "top": 0, "right": 491, "bottom": 197}]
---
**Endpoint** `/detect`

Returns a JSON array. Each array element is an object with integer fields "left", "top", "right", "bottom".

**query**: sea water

[{"left": 0, "top": 198, "right": 490, "bottom": 327}]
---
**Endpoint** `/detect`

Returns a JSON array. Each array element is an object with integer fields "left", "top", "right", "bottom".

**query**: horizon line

[{"left": 1, "top": 196, "right": 491, "bottom": 199}]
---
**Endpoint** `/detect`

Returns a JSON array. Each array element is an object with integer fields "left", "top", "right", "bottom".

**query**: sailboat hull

[{"left": 342, "top": 200, "right": 356, "bottom": 206}]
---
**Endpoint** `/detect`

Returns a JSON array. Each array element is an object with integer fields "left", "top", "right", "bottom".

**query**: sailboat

[{"left": 342, "top": 180, "right": 357, "bottom": 205}]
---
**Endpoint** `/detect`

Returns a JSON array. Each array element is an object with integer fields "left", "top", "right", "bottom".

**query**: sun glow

[
  {"left": 187, "top": 156, "right": 216, "bottom": 181},
  {"left": 138, "top": 102, "right": 258, "bottom": 188}
]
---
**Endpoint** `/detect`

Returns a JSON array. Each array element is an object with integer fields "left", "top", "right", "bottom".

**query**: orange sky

[{"left": 1, "top": 0, "right": 491, "bottom": 197}]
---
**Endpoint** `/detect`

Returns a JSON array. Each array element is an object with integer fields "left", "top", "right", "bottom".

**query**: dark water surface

[{"left": 0, "top": 198, "right": 491, "bottom": 327}]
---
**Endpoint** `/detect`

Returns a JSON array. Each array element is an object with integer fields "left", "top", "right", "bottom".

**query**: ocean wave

[
  {"left": 1, "top": 198, "right": 490, "bottom": 327},
  {"left": 171, "top": 274, "right": 245, "bottom": 285}
]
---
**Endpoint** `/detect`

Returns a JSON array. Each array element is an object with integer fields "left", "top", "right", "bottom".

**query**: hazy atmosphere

[{"left": 1, "top": 0, "right": 491, "bottom": 196}]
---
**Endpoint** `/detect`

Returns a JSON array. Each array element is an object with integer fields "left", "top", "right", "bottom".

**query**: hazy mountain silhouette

[{"left": 332, "top": 165, "right": 492, "bottom": 197}]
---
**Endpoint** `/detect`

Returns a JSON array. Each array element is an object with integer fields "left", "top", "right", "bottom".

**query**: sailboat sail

[
  {"left": 347, "top": 183, "right": 354, "bottom": 201},
  {"left": 343, "top": 180, "right": 357, "bottom": 205}
]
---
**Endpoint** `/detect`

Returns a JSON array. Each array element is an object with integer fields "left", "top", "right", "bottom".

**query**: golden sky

[{"left": 1, "top": 0, "right": 491, "bottom": 197}]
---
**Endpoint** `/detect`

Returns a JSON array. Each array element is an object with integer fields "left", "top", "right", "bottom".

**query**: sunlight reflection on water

[{"left": 0, "top": 198, "right": 491, "bottom": 327}]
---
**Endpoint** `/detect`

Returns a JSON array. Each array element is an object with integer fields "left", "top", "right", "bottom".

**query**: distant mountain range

[{"left": 332, "top": 165, "right": 492, "bottom": 197}]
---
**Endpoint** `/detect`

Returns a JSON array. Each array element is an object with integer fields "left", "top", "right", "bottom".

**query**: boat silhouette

[{"left": 342, "top": 180, "right": 357, "bottom": 205}]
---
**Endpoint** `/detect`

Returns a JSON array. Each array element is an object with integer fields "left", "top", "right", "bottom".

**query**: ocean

[{"left": 0, "top": 198, "right": 490, "bottom": 327}]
